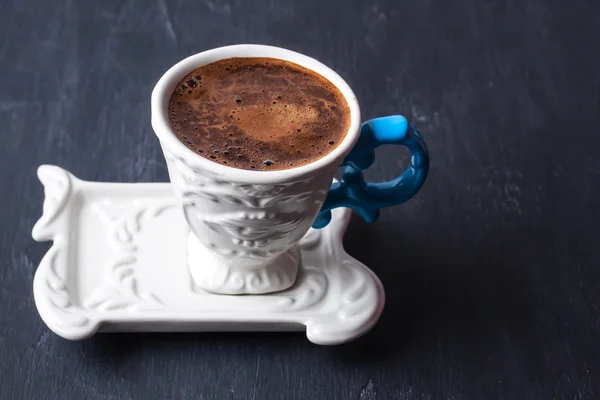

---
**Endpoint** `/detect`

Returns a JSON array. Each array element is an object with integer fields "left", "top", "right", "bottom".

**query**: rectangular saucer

[{"left": 31, "top": 165, "right": 385, "bottom": 345}]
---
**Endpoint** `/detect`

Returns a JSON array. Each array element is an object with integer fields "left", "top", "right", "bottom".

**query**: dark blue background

[{"left": 1, "top": 0, "right": 599, "bottom": 398}]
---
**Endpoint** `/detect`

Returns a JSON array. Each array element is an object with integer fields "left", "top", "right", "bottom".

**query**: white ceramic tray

[{"left": 31, "top": 165, "right": 385, "bottom": 345}]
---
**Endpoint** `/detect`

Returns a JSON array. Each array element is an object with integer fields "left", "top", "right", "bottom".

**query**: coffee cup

[{"left": 151, "top": 44, "right": 429, "bottom": 295}]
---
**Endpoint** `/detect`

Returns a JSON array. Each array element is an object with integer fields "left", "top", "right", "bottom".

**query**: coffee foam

[{"left": 168, "top": 57, "right": 350, "bottom": 170}]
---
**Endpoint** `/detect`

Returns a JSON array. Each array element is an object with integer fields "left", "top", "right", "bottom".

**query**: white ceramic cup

[{"left": 151, "top": 44, "right": 427, "bottom": 295}]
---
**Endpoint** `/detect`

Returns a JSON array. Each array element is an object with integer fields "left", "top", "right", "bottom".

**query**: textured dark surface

[{"left": 1, "top": 0, "right": 600, "bottom": 399}]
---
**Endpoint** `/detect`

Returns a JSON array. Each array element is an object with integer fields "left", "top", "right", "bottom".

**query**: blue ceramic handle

[{"left": 313, "top": 115, "right": 429, "bottom": 229}]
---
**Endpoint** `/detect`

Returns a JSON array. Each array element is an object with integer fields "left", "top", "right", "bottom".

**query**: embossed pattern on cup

[{"left": 163, "top": 146, "right": 334, "bottom": 262}]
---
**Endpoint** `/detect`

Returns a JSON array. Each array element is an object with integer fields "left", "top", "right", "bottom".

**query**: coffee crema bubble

[{"left": 168, "top": 57, "right": 351, "bottom": 171}]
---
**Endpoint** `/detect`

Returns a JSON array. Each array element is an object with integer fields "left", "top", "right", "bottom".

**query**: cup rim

[{"left": 151, "top": 44, "right": 361, "bottom": 184}]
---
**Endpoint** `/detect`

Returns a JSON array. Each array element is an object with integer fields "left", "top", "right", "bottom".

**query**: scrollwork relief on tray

[
  {"left": 32, "top": 165, "right": 72, "bottom": 241},
  {"left": 39, "top": 242, "right": 91, "bottom": 328},
  {"left": 87, "top": 200, "right": 176, "bottom": 311},
  {"left": 32, "top": 166, "right": 92, "bottom": 334}
]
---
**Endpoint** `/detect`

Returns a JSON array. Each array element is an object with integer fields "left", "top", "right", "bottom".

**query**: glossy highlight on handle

[{"left": 313, "top": 115, "right": 429, "bottom": 229}]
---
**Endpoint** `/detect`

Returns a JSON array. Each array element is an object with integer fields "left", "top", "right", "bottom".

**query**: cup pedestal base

[
  {"left": 30, "top": 165, "right": 385, "bottom": 345},
  {"left": 187, "top": 232, "right": 299, "bottom": 295}
]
